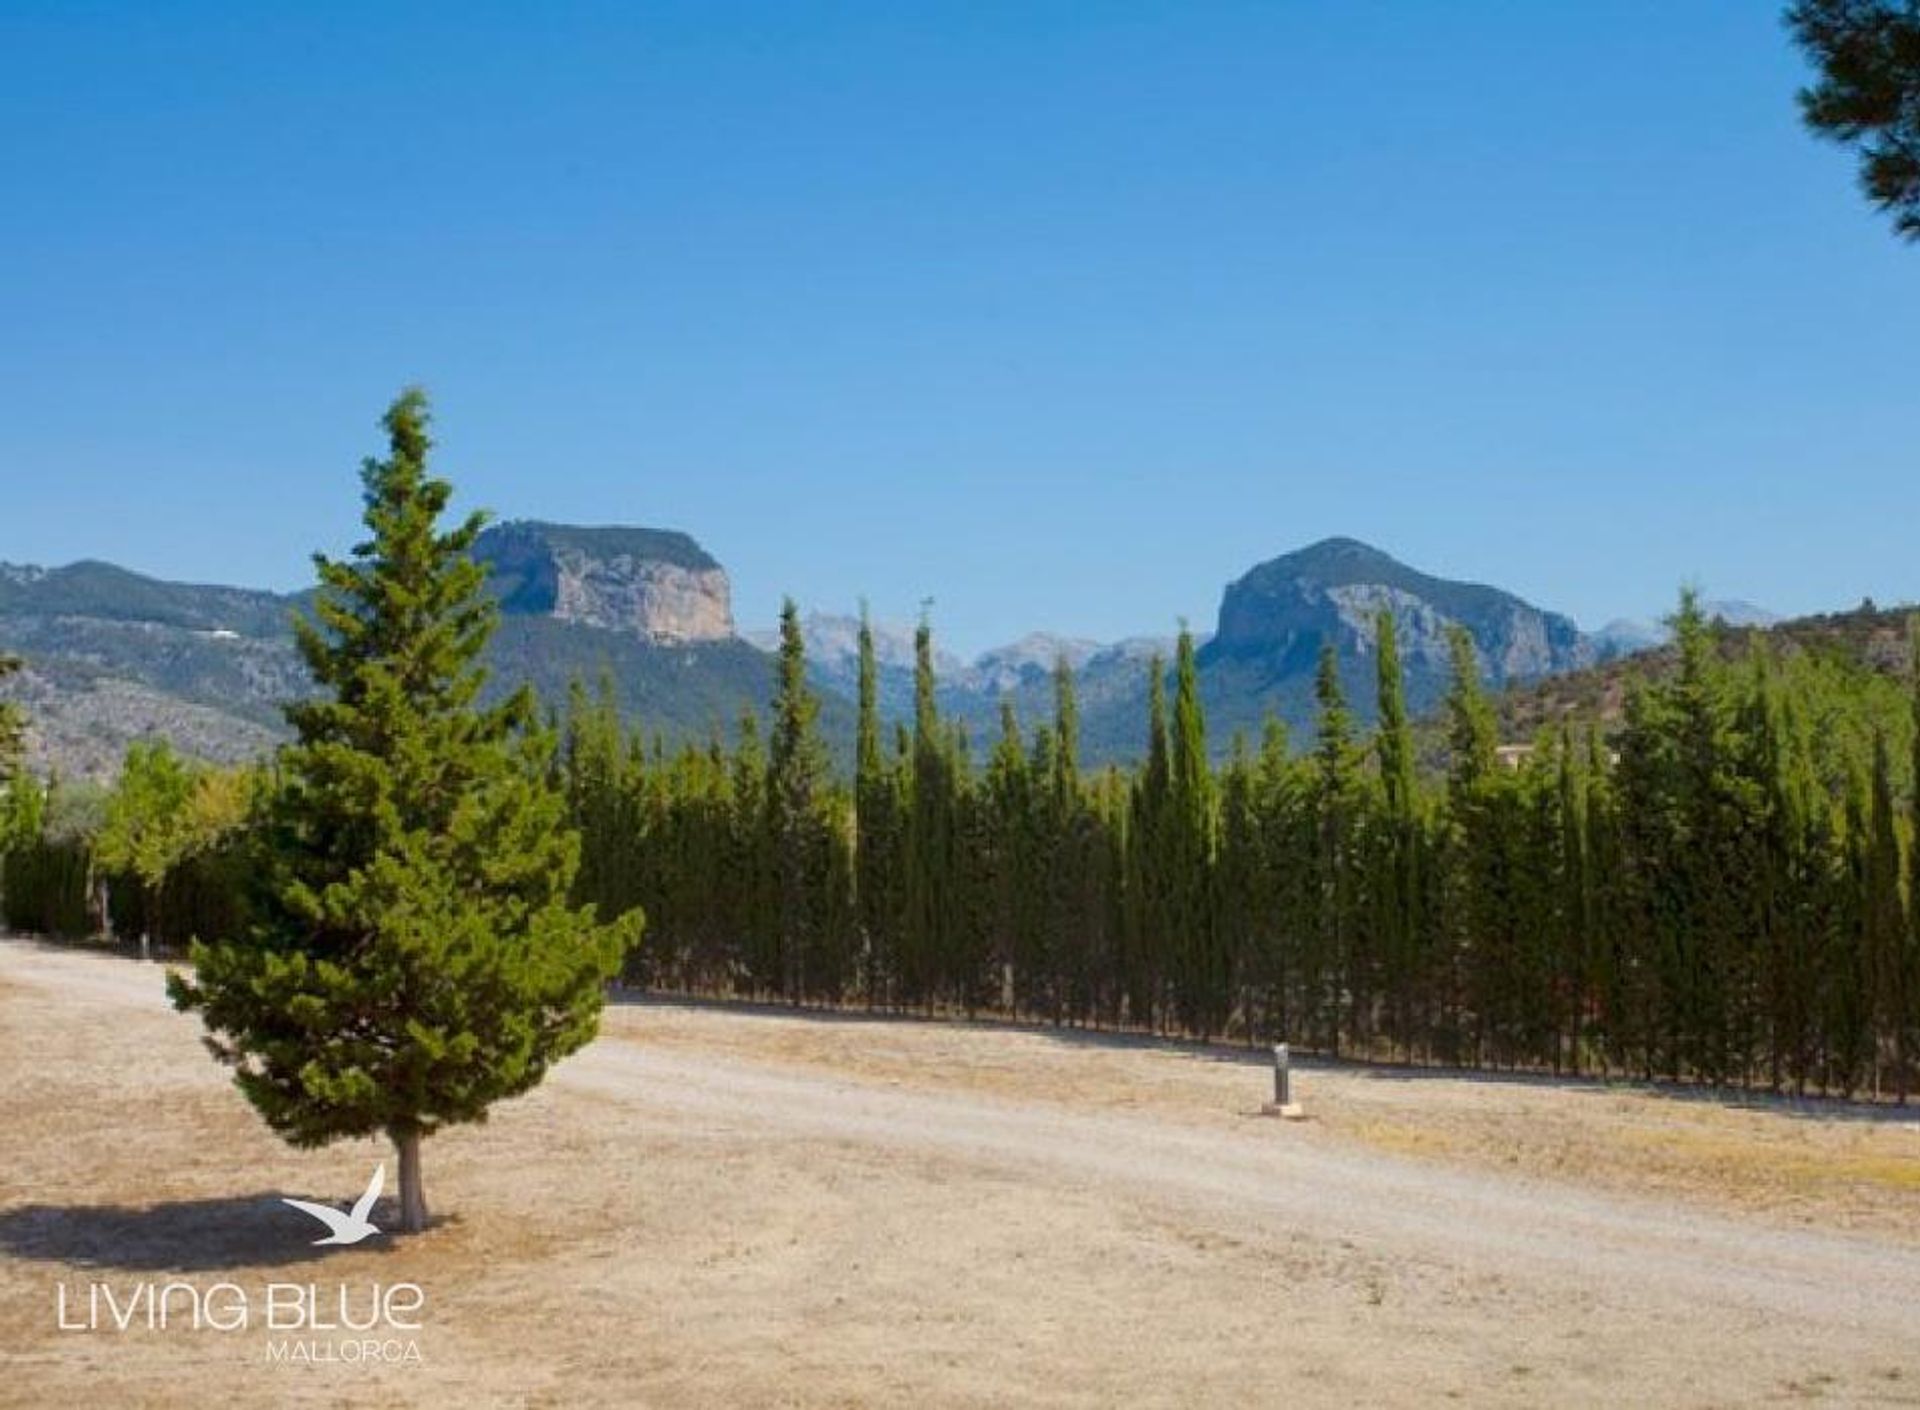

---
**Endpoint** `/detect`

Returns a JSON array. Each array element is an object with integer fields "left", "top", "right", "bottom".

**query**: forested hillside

[{"left": 1495, "top": 599, "right": 1916, "bottom": 743}]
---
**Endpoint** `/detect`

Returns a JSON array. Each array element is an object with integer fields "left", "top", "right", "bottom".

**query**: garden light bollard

[{"left": 1264, "top": 1042, "right": 1305, "bottom": 1120}]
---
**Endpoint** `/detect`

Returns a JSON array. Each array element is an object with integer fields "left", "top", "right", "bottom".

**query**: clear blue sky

[{"left": 2, "top": 2, "right": 1914, "bottom": 656}]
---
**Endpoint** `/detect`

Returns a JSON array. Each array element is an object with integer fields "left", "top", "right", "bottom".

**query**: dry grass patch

[{"left": 6, "top": 943, "right": 1920, "bottom": 1408}]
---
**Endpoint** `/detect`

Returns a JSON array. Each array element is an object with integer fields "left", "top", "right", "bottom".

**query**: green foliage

[
  {"left": 0, "top": 774, "right": 93, "bottom": 937},
  {"left": 95, "top": 742, "right": 200, "bottom": 896},
  {"left": 0, "top": 653, "right": 23, "bottom": 797},
  {"left": 168, "top": 391, "right": 639, "bottom": 1228},
  {"left": 0, "top": 653, "right": 28, "bottom": 869},
  {"left": 538, "top": 593, "right": 1920, "bottom": 1100},
  {"left": 1167, "top": 629, "right": 1220, "bottom": 1036},
  {"left": 767, "top": 598, "right": 845, "bottom": 1000},
  {"left": 1789, "top": 0, "right": 1920, "bottom": 240}
]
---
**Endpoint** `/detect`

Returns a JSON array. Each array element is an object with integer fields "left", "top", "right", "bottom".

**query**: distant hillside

[
  {"left": 766, "top": 537, "right": 1609, "bottom": 764},
  {"left": 0, "top": 522, "right": 813, "bottom": 781},
  {"left": 1493, "top": 599, "right": 1917, "bottom": 743},
  {"left": 10, "top": 524, "right": 1885, "bottom": 781}
]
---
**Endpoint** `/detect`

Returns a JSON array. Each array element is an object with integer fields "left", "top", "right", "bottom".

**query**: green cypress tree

[
  {"left": 1248, "top": 716, "right": 1304, "bottom": 1044},
  {"left": 561, "top": 676, "right": 631, "bottom": 933},
  {"left": 1312, "top": 641, "right": 1363, "bottom": 1056},
  {"left": 768, "top": 598, "right": 835, "bottom": 1000},
  {"left": 1555, "top": 724, "right": 1591, "bottom": 1073},
  {"left": 1440, "top": 625, "right": 1507, "bottom": 1065},
  {"left": 1831, "top": 761, "right": 1877, "bottom": 1095},
  {"left": 1373, "top": 609, "right": 1420, "bottom": 1057},
  {"left": 1214, "top": 733, "right": 1258, "bottom": 1039},
  {"left": 904, "top": 615, "right": 953, "bottom": 1011},
  {"left": 1864, "top": 731, "right": 1907, "bottom": 1099},
  {"left": 1581, "top": 724, "right": 1626, "bottom": 1076},
  {"left": 1047, "top": 655, "right": 1093, "bottom": 1022},
  {"left": 1667, "top": 590, "right": 1749, "bottom": 1083},
  {"left": 1905, "top": 616, "right": 1920, "bottom": 1099},
  {"left": 854, "top": 605, "right": 897, "bottom": 1008},
  {"left": 1127, "top": 658, "right": 1172, "bottom": 1029},
  {"left": 946, "top": 720, "right": 997, "bottom": 1014},
  {"left": 730, "top": 708, "right": 773, "bottom": 993},
  {"left": 985, "top": 700, "right": 1032, "bottom": 1013},
  {"left": 1168, "top": 629, "right": 1220, "bottom": 1036},
  {"left": 168, "top": 391, "right": 638, "bottom": 1233}
]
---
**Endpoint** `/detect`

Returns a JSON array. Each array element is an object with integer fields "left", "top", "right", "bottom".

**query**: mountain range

[
  {"left": 0, "top": 523, "right": 1776, "bottom": 780},
  {"left": 1589, "top": 599, "right": 1780, "bottom": 656}
]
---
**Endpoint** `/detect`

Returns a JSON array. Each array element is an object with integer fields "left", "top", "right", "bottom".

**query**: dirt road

[{"left": 2, "top": 937, "right": 1917, "bottom": 1406}]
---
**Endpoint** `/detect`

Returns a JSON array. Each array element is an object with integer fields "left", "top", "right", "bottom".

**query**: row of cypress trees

[{"left": 561, "top": 592, "right": 1920, "bottom": 1100}]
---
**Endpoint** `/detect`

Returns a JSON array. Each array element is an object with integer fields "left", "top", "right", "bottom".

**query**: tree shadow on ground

[{"left": 0, "top": 1193, "right": 410, "bottom": 1272}]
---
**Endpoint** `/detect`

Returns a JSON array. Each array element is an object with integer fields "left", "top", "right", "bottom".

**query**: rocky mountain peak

[
  {"left": 1205, "top": 537, "right": 1591, "bottom": 688},
  {"left": 473, "top": 520, "right": 734, "bottom": 643}
]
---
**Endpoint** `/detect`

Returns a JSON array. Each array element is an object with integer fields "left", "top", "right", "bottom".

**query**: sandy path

[
  {"left": 576, "top": 1041, "right": 1920, "bottom": 1336},
  {"left": 2, "top": 938, "right": 1918, "bottom": 1407}
]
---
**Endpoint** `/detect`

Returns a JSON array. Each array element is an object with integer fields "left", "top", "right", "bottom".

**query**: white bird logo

[{"left": 281, "top": 1164, "right": 385, "bottom": 1245}]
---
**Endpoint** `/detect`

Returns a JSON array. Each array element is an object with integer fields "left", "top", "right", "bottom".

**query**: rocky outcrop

[
  {"left": 474, "top": 521, "right": 734, "bottom": 643},
  {"left": 1205, "top": 537, "right": 1591, "bottom": 687}
]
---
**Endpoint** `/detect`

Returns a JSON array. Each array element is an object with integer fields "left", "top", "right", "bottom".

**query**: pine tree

[
  {"left": 1788, "top": 0, "right": 1920, "bottom": 241},
  {"left": 168, "top": 391, "right": 639, "bottom": 1233}
]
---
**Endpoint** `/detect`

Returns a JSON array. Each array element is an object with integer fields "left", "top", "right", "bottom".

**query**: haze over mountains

[
  {"left": 0, "top": 522, "right": 1778, "bottom": 780},
  {"left": 1591, "top": 599, "right": 1780, "bottom": 656}
]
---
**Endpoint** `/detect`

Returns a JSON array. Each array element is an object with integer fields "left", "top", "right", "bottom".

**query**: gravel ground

[{"left": 2, "top": 937, "right": 1917, "bottom": 1407}]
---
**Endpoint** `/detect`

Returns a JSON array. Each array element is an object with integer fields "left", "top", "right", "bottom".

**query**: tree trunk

[{"left": 391, "top": 1124, "right": 429, "bottom": 1233}]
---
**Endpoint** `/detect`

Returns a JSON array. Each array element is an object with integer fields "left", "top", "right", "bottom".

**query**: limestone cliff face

[
  {"left": 547, "top": 549, "right": 733, "bottom": 641},
  {"left": 474, "top": 521, "right": 735, "bottom": 643}
]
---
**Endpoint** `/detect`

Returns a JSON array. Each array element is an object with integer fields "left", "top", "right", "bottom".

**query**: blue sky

[{"left": 2, "top": 2, "right": 1914, "bottom": 656}]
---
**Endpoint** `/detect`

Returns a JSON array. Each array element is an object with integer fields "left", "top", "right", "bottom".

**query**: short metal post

[{"left": 1264, "top": 1040, "right": 1304, "bottom": 1119}]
